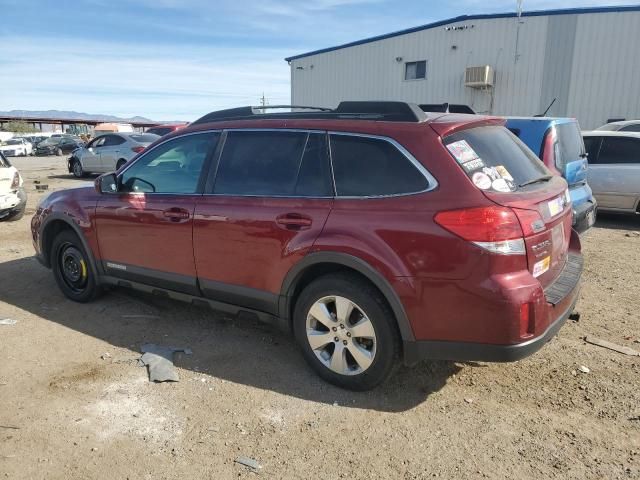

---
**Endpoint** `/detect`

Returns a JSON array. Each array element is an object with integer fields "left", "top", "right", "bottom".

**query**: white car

[
  {"left": 0, "top": 152, "right": 27, "bottom": 221},
  {"left": 0, "top": 138, "right": 33, "bottom": 157},
  {"left": 595, "top": 120, "right": 640, "bottom": 133}
]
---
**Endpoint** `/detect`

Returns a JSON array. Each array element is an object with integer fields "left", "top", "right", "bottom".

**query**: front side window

[
  {"left": 554, "top": 123, "right": 585, "bottom": 171},
  {"left": 598, "top": 137, "right": 640, "bottom": 164},
  {"left": 120, "top": 132, "right": 218, "bottom": 193},
  {"left": 213, "top": 131, "right": 332, "bottom": 197},
  {"left": 330, "top": 134, "right": 429, "bottom": 197},
  {"left": 405, "top": 60, "right": 427, "bottom": 80}
]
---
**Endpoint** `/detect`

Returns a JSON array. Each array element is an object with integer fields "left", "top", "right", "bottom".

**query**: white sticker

[
  {"left": 492, "top": 178, "right": 511, "bottom": 192},
  {"left": 483, "top": 166, "right": 500, "bottom": 181},
  {"left": 532, "top": 256, "right": 550, "bottom": 277},
  {"left": 462, "top": 158, "right": 485, "bottom": 172},
  {"left": 446, "top": 140, "right": 479, "bottom": 164},
  {"left": 472, "top": 172, "right": 492, "bottom": 190},
  {"left": 547, "top": 196, "right": 564, "bottom": 217},
  {"left": 495, "top": 165, "right": 514, "bottom": 181}
]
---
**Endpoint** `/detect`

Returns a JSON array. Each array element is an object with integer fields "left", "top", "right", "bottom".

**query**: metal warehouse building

[{"left": 285, "top": 6, "right": 640, "bottom": 129}]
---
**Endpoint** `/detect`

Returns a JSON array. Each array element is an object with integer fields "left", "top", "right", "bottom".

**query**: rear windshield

[
  {"left": 129, "top": 134, "right": 160, "bottom": 143},
  {"left": 554, "top": 122, "right": 585, "bottom": 170},
  {"left": 444, "top": 126, "right": 549, "bottom": 193}
]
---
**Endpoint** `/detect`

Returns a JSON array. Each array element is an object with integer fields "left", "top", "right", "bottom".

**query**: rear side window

[
  {"left": 213, "top": 131, "right": 332, "bottom": 197},
  {"left": 103, "top": 135, "right": 126, "bottom": 147},
  {"left": 444, "top": 126, "right": 549, "bottom": 193},
  {"left": 330, "top": 134, "right": 429, "bottom": 197},
  {"left": 554, "top": 123, "right": 585, "bottom": 170},
  {"left": 597, "top": 137, "right": 640, "bottom": 164}
]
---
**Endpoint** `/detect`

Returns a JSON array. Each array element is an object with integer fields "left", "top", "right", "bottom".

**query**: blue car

[{"left": 505, "top": 117, "right": 596, "bottom": 233}]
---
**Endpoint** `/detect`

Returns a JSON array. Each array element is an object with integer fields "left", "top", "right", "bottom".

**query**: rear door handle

[
  {"left": 276, "top": 213, "right": 313, "bottom": 230},
  {"left": 163, "top": 207, "right": 191, "bottom": 222}
]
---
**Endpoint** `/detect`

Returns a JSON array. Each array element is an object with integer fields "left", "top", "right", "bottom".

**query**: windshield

[{"left": 444, "top": 126, "right": 550, "bottom": 193}]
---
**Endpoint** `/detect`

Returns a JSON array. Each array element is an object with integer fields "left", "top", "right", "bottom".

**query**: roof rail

[{"left": 191, "top": 101, "right": 427, "bottom": 125}]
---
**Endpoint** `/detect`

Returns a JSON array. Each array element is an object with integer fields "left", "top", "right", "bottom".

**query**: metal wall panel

[{"left": 289, "top": 11, "right": 640, "bottom": 129}]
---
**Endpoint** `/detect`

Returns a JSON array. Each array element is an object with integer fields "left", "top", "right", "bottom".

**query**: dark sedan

[{"left": 35, "top": 137, "right": 84, "bottom": 156}]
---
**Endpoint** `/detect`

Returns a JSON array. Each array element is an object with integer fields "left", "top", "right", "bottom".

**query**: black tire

[
  {"left": 71, "top": 159, "right": 85, "bottom": 178},
  {"left": 51, "top": 230, "right": 102, "bottom": 303},
  {"left": 55, "top": 147, "right": 63, "bottom": 156},
  {"left": 293, "top": 273, "right": 400, "bottom": 391},
  {"left": 116, "top": 159, "right": 127, "bottom": 170}
]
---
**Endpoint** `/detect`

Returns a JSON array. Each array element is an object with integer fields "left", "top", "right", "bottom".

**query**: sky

[{"left": 0, "top": 0, "right": 634, "bottom": 121}]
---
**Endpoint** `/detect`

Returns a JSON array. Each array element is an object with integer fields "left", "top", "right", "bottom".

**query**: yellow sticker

[{"left": 532, "top": 256, "right": 550, "bottom": 278}]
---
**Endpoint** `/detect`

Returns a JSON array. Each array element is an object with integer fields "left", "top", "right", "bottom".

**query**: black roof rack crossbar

[{"left": 191, "top": 101, "right": 428, "bottom": 125}]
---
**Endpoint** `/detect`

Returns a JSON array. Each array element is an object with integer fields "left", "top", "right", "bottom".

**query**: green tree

[{"left": 1, "top": 121, "right": 37, "bottom": 133}]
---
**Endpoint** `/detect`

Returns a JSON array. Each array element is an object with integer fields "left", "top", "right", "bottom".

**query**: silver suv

[{"left": 68, "top": 133, "right": 159, "bottom": 177}]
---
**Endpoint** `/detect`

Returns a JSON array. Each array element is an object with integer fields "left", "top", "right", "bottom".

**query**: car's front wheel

[
  {"left": 293, "top": 273, "right": 400, "bottom": 391},
  {"left": 55, "top": 147, "right": 63, "bottom": 156},
  {"left": 71, "top": 159, "right": 84, "bottom": 178},
  {"left": 51, "top": 230, "right": 102, "bottom": 303}
]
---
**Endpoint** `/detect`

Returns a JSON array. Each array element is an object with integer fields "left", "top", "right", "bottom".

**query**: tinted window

[
  {"left": 330, "top": 134, "right": 428, "bottom": 196},
  {"left": 405, "top": 60, "right": 427, "bottom": 80},
  {"left": 554, "top": 123, "right": 585, "bottom": 170},
  {"left": 102, "top": 135, "right": 126, "bottom": 147},
  {"left": 88, "top": 136, "right": 107, "bottom": 148},
  {"left": 583, "top": 137, "right": 602, "bottom": 163},
  {"left": 214, "top": 131, "right": 332, "bottom": 197},
  {"left": 444, "top": 126, "right": 549, "bottom": 192},
  {"left": 597, "top": 137, "right": 640, "bottom": 164},
  {"left": 121, "top": 132, "right": 218, "bottom": 193},
  {"left": 621, "top": 124, "right": 640, "bottom": 133}
]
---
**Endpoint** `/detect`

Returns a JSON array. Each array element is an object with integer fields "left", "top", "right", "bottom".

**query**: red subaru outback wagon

[{"left": 32, "top": 102, "right": 582, "bottom": 390}]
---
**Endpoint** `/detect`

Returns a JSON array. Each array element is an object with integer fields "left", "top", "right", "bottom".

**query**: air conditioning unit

[{"left": 464, "top": 65, "right": 494, "bottom": 88}]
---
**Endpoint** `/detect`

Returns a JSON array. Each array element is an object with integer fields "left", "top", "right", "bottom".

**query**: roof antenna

[{"left": 536, "top": 98, "right": 556, "bottom": 117}]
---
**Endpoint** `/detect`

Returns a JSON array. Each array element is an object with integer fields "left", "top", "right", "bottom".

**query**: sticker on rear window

[
  {"left": 461, "top": 158, "right": 485, "bottom": 172},
  {"left": 446, "top": 140, "right": 479, "bottom": 164},
  {"left": 491, "top": 178, "right": 511, "bottom": 192},
  {"left": 495, "top": 165, "right": 514, "bottom": 181},
  {"left": 472, "top": 172, "right": 491, "bottom": 190}
]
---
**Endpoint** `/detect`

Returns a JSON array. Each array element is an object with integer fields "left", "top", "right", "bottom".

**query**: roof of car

[
  {"left": 596, "top": 120, "right": 640, "bottom": 129},
  {"left": 582, "top": 130, "right": 640, "bottom": 138}
]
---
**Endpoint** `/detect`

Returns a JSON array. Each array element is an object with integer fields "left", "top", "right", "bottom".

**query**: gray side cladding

[{"left": 539, "top": 14, "right": 578, "bottom": 116}]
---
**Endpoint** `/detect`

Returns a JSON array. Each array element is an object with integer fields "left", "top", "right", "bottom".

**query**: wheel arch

[
  {"left": 280, "top": 252, "right": 415, "bottom": 342},
  {"left": 40, "top": 215, "right": 101, "bottom": 280}
]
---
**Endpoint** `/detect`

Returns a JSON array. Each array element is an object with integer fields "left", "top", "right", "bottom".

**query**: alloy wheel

[{"left": 305, "top": 295, "right": 377, "bottom": 376}]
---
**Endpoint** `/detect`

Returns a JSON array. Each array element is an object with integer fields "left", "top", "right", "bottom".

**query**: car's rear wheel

[
  {"left": 71, "top": 160, "right": 84, "bottom": 178},
  {"left": 55, "top": 147, "right": 63, "bottom": 156},
  {"left": 293, "top": 273, "right": 400, "bottom": 391},
  {"left": 51, "top": 230, "right": 101, "bottom": 303},
  {"left": 116, "top": 159, "right": 127, "bottom": 170}
]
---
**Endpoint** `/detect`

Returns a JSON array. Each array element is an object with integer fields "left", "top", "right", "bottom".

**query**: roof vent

[{"left": 464, "top": 66, "right": 494, "bottom": 88}]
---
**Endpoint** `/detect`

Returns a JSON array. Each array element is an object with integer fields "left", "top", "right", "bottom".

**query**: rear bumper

[
  {"left": 572, "top": 199, "right": 597, "bottom": 234},
  {"left": 403, "top": 251, "right": 583, "bottom": 365}
]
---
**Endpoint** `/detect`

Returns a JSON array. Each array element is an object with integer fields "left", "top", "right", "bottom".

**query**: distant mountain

[{"left": 0, "top": 109, "right": 156, "bottom": 123}]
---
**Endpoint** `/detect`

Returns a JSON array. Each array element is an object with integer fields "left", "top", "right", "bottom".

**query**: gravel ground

[{"left": 1, "top": 156, "right": 639, "bottom": 479}]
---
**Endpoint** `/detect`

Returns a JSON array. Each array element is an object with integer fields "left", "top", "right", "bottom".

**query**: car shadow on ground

[
  {"left": 0, "top": 256, "right": 461, "bottom": 412},
  {"left": 592, "top": 212, "right": 639, "bottom": 232}
]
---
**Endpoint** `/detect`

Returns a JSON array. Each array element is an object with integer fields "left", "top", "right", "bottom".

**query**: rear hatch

[{"left": 438, "top": 124, "right": 572, "bottom": 289}]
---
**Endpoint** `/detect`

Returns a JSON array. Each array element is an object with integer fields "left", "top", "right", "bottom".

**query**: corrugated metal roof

[{"left": 284, "top": 5, "right": 640, "bottom": 62}]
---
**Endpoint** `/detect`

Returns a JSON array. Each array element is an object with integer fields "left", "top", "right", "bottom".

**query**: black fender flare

[
  {"left": 39, "top": 213, "right": 102, "bottom": 280},
  {"left": 279, "top": 252, "right": 415, "bottom": 342}
]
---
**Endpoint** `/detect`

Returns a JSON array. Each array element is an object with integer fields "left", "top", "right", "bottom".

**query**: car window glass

[
  {"left": 89, "top": 137, "right": 106, "bottom": 148},
  {"left": 621, "top": 124, "right": 640, "bottom": 132},
  {"left": 103, "top": 135, "right": 125, "bottom": 147},
  {"left": 120, "top": 132, "right": 218, "bottom": 194},
  {"left": 598, "top": 137, "right": 640, "bottom": 164},
  {"left": 583, "top": 137, "right": 601, "bottom": 163},
  {"left": 554, "top": 123, "right": 585, "bottom": 170},
  {"left": 213, "top": 130, "right": 331, "bottom": 197},
  {"left": 330, "top": 134, "right": 429, "bottom": 196}
]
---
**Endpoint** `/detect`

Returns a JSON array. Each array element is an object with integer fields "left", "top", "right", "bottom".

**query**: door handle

[
  {"left": 276, "top": 213, "right": 313, "bottom": 230},
  {"left": 163, "top": 207, "right": 191, "bottom": 222}
]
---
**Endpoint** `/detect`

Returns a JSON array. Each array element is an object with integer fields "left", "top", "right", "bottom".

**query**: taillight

[
  {"left": 10, "top": 172, "right": 20, "bottom": 190},
  {"left": 131, "top": 146, "right": 145, "bottom": 153},
  {"left": 541, "top": 127, "right": 561, "bottom": 175},
  {"left": 434, "top": 206, "right": 526, "bottom": 255}
]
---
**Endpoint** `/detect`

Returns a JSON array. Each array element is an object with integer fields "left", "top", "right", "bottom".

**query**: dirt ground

[{"left": 1, "top": 156, "right": 639, "bottom": 480}]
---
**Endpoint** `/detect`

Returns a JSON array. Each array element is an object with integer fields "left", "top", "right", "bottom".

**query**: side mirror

[{"left": 95, "top": 173, "right": 118, "bottom": 194}]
